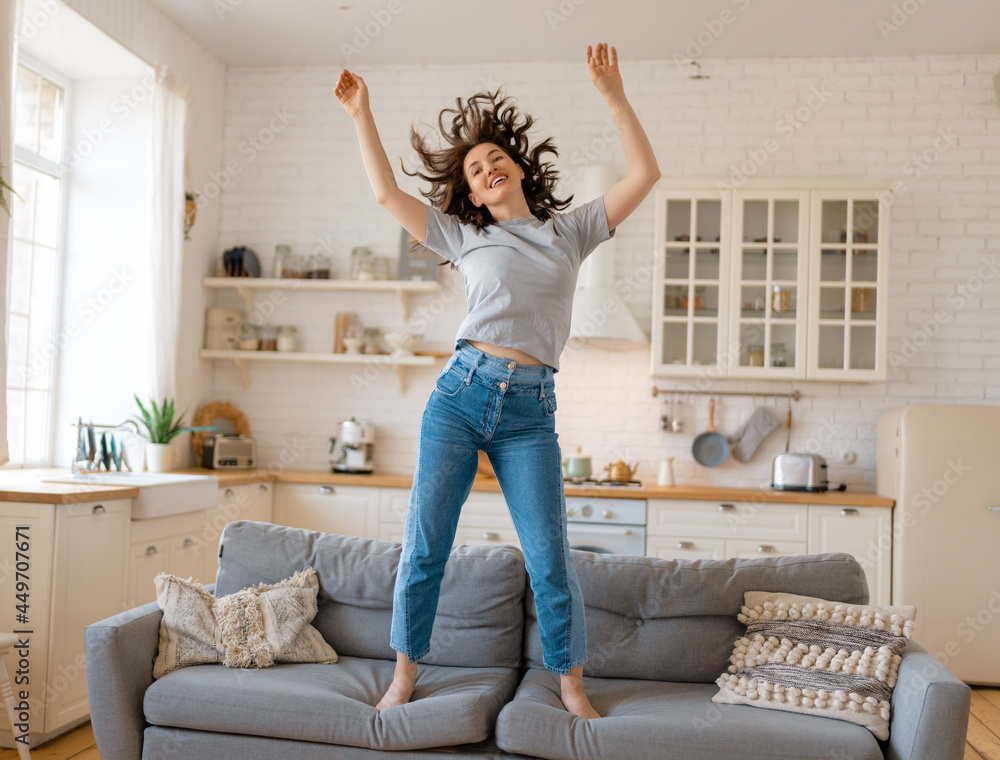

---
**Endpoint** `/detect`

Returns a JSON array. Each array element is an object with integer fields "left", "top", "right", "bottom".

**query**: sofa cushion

[
  {"left": 495, "top": 669, "right": 883, "bottom": 760},
  {"left": 144, "top": 656, "right": 522, "bottom": 751},
  {"left": 523, "top": 552, "right": 868, "bottom": 681},
  {"left": 712, "top": 590, "right": 916, "bottom": 741},
  {"left": 214, "top": 521, "right": 526, "bottom": 668}
]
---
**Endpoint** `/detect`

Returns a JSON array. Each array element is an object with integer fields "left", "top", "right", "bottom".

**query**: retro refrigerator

[{"left": 877, "top": 403, "right": 1000, "bottom": 685}]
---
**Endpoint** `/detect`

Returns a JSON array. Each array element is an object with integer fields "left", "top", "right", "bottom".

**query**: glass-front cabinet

[
  {"left": 651, "top": 191, "right": 730, "bottom": 375},
  {"left": 652, "top": 181, "right": 890, "bottom": 381}
]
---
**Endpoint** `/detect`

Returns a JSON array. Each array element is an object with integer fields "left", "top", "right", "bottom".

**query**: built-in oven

[{"left": 565, "top": 496, "right": 647, "bottom": 556}]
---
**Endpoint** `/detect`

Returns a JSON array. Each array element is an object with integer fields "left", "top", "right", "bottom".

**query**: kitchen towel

[{"left": 727, "top": 407, "right": 781, "bottom": 462}]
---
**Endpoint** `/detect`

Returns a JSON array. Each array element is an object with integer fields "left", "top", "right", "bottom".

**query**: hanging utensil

[
  {"left": 692, "top": 398, "right": 729, "bottom": 467},
  {"left": 784, "top": 397, "right": 792, "bottom": 452}
]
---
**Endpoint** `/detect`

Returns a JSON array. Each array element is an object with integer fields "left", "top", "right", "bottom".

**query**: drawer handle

[
  {"left": 757, "top": 544, "right": 776, "bottom": 553},
  {"left": 318, "top": 486, "right": 335, "bottom": 495},
  {"left": 988, "top": 506, "right": 1000, "bottom": 512},
  {"left": 145, "top": 545, "right": 158, "bottom": 556},
  {"left": 840, "top": 508, "right": 860, "bottom": 516},
  {"left": 259, "top": 484, "right": 268, "bottom": 494},
  {"left": 718, "top": 504, "right": 736, "bottom": 512},
  {"left": 676, "top": 541, "right": 694, "bottom": 550},
  {"left": 183, "top": 538, "right": 195, "bottom": 548},
  {"left": 225, "top": 488, "right": 234, "bottom": 497},
  {"left": 482, "top": 532, "right": 499, "bottom": 541},
  {"left": 92, "top": 504, "right": 106, "bottom": 514}
]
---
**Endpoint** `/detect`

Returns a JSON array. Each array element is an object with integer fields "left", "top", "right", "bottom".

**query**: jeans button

[
  {"left": 507, "top": 362, "right": 516, "bottom": 370},
  {"left": 635, "top": 619, "right": 644, "bottom": 627},
  {"left": 499, "top": 381, "right": 507, "bottom": 389}
]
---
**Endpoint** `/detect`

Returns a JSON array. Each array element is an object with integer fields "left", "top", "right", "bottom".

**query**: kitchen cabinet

[
  {"left": 200, "top": 277, "right": 443, "bottom": 392},
  {"left": 273, "top": 482, "right": 379, "bottom": 538},
  {"left": 0, "top": 498, "right": 129, "bottom": 748},
  {"left": 204, "top": 482, "right": 273, "bottom": 572},
  {"left": 378, "top": 488, "right": 519, "bottom": 549},
  {"left": 651, "top": 180, "right": 890, "bottom": 381},
  {"left": 646, "top": 498, "right": 890, "bottom": 605}
]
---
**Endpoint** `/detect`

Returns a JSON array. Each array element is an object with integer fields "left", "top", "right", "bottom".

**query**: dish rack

[{"left": 71, "top": 418, "right": 140, "bottom": 475}]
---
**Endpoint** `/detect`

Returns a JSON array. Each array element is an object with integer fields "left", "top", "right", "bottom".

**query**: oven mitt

[{"left": 727, "top": 407, "right": 781, "bottom": 462}]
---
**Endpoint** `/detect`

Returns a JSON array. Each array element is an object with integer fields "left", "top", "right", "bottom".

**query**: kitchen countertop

[
  {"left": 175, "top": 467, "right": 895, "bottom": 508},
  {"left": 0, "top": 467, "right": 893, "bottom": 508}
]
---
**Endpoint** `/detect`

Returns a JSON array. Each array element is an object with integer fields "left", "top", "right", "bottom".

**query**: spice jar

[
  {"left": 273, "top": 245, "right": 290, "bottom": 279},
  {"left": 259, "top": 323, "right": 278, "bottom": 351},
  {"left": 238, "top": 321, "right": 259, "bottom": 350},
  {"left": 770, "top": 343, "right": 788, "bottom": 367},
  {"left": 351, "top": 247, "right": 373, "bottom": 280},
  {"left": 277, "top": 325, "right": 297, "bottom": 352}
]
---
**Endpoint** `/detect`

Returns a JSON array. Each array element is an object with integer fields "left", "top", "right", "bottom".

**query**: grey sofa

[{"left": 85, "top": 520, "right": 970, "bottom": 760}]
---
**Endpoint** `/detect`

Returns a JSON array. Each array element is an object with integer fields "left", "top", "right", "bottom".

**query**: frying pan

[{"left": 692, "top": 398, "right": 729, "bottom": 467}]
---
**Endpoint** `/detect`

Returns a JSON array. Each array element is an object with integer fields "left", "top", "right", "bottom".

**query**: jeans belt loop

[{"left": 539, "top": 378, "right": 546, "bottom": 401}]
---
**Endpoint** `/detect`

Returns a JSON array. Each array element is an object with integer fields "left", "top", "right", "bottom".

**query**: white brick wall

[{"left": 208, "top": 54, "right": 1000, "bottom": 490}]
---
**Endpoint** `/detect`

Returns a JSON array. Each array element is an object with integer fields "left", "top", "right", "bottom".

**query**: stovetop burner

[{"left": 564, "top": 478, "right": 644, "bottom": 488}]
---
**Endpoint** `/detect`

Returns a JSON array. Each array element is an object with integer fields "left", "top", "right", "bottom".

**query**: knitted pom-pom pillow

[
  {"left": 712, "top": 591, "right": 917, "bottom": 741},
  {"left": 152, "top": 567, "right": 337, "bottom": 679}
]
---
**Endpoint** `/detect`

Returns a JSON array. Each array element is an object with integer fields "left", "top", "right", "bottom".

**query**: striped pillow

[{"left": 712, "top": 591, "right": 917, "bottom": 741}]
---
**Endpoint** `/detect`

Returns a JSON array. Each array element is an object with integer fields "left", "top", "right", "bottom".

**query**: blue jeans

[{"left": 390, "top": 340, "right": 586, "bottom": 674}]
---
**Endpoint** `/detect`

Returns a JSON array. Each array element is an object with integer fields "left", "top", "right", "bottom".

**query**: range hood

[{"left": 568, "top": 164, "right": 648, "bottom": 349}]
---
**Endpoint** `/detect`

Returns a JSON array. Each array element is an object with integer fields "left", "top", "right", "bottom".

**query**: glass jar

[
  {"left": 273, "top": 244, "right": 291, "bottom": 278},
  {"left": 238, "top": 321, "right": 259, "bottom": 350},
  {"left": 351, "top": 246, "right": 373, "bottom": 280},
  {"left": 282, "top": 254, "right": 303, "bottom": 279},
  {"left": 373, "top": 256, "right": 392, "bottom": 280},
  {"left": 363, "top": 327, "right": 383, "bottom": 354},
  {"left": 277, "top": 325, "right": 297, "bottom": 352},
  {"left": 747, "top": 344, "right": 765, "bottom": 367},
  {"left": 770, "top": 342, "right": 788, "bottom": 367},
  {"left": 313, "top": 252, "right": 331, "bottom": 279},
  {"left": 259, "top": 323, "right": 278, "bottom": 351}
]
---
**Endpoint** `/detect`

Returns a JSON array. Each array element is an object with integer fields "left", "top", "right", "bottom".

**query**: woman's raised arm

[
  {"left": 335, "top": 69, "right": 428, "bottom": 243},
  {"left": 586, "top": 44, "right": 660, "bottom": 232}
]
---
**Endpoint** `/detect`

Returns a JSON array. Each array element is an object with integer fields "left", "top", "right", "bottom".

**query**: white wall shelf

[
  {"left": 199, "top": 348, "right": 438, "bottom": 393},
  {"left": 202, "top": 277, "right": 441, "bottom": 320}
]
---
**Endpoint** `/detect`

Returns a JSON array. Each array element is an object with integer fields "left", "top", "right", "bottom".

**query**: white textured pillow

[
  {"left": 712, "top": 591, "right": 916, "bottom": 741},
  {"left": 153, "top": 567, "right": 337, "bottom": 679}
]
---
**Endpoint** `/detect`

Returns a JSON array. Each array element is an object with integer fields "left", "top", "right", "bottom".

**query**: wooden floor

[{"left": 2, "top": 686, "right": 999, "bottom": 759}]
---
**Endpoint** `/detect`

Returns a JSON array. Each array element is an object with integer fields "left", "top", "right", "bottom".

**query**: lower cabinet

[
  {"left": 646, "top": 499, "right": 891, "bottom": 605},
  {"left": 273, "top": 482, "right": 378, "bottom": 538},
  {"left": 378, "top": 488, "right": 519, "bottom": 548}
]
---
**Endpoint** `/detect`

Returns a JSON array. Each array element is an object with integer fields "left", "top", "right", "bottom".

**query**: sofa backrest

[
  {"left": 523, "top": 551, "right": 869, "bottom": 682},
  {"left": 214, "top": 521, "right": 526, "bottom": 669}
]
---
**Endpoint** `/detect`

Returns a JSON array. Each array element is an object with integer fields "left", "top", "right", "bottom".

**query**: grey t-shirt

[{"left": 423, "top": 197, "right": 614, "bottom": 370}]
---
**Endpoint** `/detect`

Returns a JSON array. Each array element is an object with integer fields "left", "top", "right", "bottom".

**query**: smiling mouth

[{"left": 490, "top": 174, "right": 507, "bottom": 189}]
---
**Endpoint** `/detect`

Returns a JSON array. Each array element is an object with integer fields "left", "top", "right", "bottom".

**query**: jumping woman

[{"left": 334, "top": 43, "right": 659, "bottom": 720}]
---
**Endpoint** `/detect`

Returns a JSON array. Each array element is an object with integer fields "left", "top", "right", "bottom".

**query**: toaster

[
  {"left": 771, "top": 453, "right": 829, "bottom": 492},
  {"left": 201, "top": 435, "right": 255, "bottom": 469}
]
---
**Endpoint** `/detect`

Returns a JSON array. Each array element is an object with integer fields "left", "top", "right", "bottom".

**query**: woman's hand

[
  {"left": 335, "top": 69, "right": 370, "bottom": 119},
  {"left": 586, "top": 43, "right": 624, "bottom": 102}
]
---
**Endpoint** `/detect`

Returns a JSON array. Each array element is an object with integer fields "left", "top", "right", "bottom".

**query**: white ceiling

[{"left": 148, "top": 0, "right": 1000, "bottom": 68}]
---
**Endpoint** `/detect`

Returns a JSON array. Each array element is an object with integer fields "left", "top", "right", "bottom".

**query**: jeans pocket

[
  {"left": 542, "top": 393, "right": 558, "bottom": 417},
  {"left": 434, "top": 368, "right": 468, "bottom": 398}
]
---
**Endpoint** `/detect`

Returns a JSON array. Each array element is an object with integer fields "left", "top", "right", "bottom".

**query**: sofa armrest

[
  {"left": 886, "top": 640, "right": 971, "bottom": 760},
  {"left": 84, "top": 601, "right": 162, "bottom": 760}
]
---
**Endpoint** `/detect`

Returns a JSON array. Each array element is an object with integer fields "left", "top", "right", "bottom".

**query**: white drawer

[
  {"left": 646, "top": 534, "right": 725, "bottom": 561},
  {"left": 648, "top": 499, "right": 808, "bottom": 542},
  {"left": 727, "top": 538, "right": 808, "bottom": 560},
  {"left": 454, "top": 525, "right": 520, "bottom": 549}
]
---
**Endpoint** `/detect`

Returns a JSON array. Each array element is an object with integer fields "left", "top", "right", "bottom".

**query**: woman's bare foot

[
  {"left": 560, "top": 665, "right": 601, "bottom": 719},
  {"left": 376, "top": 651, "right": 418, "bottom": 710}
]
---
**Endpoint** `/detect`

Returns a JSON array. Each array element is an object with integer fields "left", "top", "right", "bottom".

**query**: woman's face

[{"left": 464, "top": 142, "right": 526, "bottom": 208}]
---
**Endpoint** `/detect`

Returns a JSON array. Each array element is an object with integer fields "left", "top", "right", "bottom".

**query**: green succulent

[{"left": 132, "top": 395, "right": 217, "bottom": 444}]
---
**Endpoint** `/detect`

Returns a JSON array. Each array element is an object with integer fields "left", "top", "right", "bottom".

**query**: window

[{"left": 6, "top": 59, "right": 67, "bottom": 466}]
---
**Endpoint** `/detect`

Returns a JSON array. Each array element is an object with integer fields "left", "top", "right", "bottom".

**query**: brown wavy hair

[{"left": 402, "top": 89, "right": 572, "bottom": 228}]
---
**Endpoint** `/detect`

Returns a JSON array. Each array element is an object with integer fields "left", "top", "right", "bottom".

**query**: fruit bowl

[{"left": 383, "top": 331, "right": 423, "bottom": 356}]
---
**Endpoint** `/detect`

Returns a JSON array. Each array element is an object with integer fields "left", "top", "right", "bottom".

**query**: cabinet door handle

[
  {"left": 757, "top": 544, "right": 776, "bottom": 553},
  {"left": 259, "top": 484, "right": 268, "bottom": 494},
  {"left": 676, "top": 541, "right": 694, "bottom": 550},
  {"left": 145, "top": 545, "right": 158, "bottom": 556},
  {"left": 482, "top": 532, "right": 499, "bottom": 541},
  {"left": 225, "top": 488, "right": 234, "bottom": 497},
  {"left": 318, "top": 486, "right": 335, "bottom": 495},
  {"left": 718, "top": 504, "right": 736, "bottom": 512},
  {"left": 840, "top": 508, "right": 860, "bottom": 516},
  {"left": 988, "top": 506, "right": 1000, "bottom": 512},
  {"left": 92, "top": 504, "right": 106, "bottom": 514},
  {"left": 183, "top": 538, "right": 195, "bottom": 548}
]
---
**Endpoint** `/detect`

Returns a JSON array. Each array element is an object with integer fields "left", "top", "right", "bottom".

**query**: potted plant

[
  {"left": 184, "top": 192, "right": 198, "bottom": 240},
  {"left": 132, "top": 395, "right": 216, "bottom": 472},
  {"left": 0, "top": 163, "right": 22, "bottom": 217}
]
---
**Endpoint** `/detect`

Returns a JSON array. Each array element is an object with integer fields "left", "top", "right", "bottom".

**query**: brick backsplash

[{"left": 210, "top": 54, "right": 1000, "bottom": 490}]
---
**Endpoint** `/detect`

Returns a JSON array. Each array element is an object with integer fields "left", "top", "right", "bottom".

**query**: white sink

[{"left": 43, "top": 473, "right": 219, "bottom": 519}]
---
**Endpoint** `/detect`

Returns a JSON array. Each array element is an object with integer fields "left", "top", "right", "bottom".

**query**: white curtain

[
  {"left": 0, "top": 0, "right": 25, "bottom": 466},
  {"left": 149, "top": 64, "right": 192, "bottom": 403}
]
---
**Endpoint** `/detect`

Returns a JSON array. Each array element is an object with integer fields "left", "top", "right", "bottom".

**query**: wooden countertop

[
  {"left": 175, "top": 467, "right": 895, "bottom": 508},
  {"left": 0, "top": 466, "right": 893, "bottom": 508}
]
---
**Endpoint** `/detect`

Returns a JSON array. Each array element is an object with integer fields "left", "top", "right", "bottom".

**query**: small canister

[{"left": 277, "top": 325, "right": 297, "bottom": 352}]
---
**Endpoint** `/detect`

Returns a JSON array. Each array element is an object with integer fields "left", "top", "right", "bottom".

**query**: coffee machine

[{"left": 329, "top": 418, "right": 375, "bottom": 473}]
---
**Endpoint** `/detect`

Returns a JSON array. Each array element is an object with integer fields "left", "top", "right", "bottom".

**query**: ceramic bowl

[{"left": 383, "top": 331, "right": 423, "bottom": 356}]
